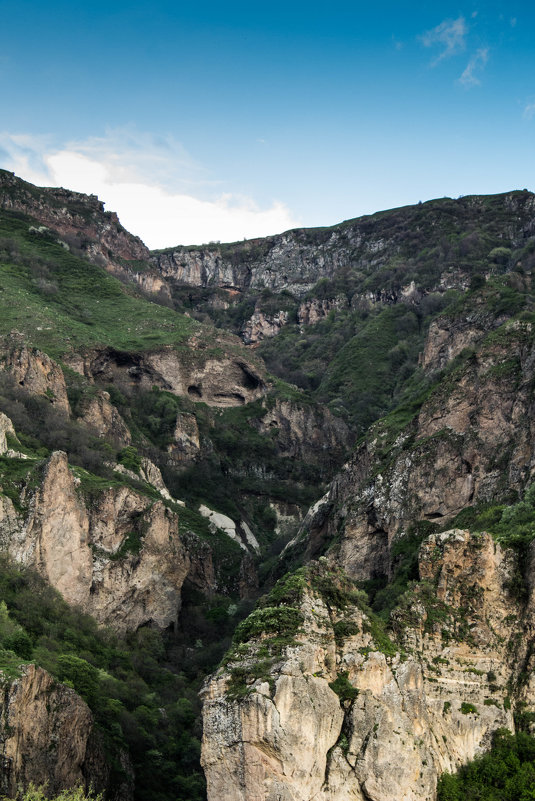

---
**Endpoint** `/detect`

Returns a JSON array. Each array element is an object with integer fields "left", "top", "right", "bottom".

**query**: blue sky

[{"left": 0, "top": 1, "right": 533, "bottom": 247}]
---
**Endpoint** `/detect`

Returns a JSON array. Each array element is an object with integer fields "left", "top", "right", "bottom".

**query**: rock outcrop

[
  {"left": 1, "top": 451, "right": 190, "bottom": 631},
  {"left": 242, "top": 309, "right": 290, "bottom": 345},
  {"left": 0, "top": 412, "right": 15, "bottom": 455},
  {"left": 199, "top": 504, "right": 260, "bottom": 553},
  {"left": 0, "top": 664, "right": 126, "bottom": 799},
  {"left": 202, "top": 535, "right": 526, "bottom": 801},
  {"left": 293, "top": 315, "right": 535, "bottom": 579},
  {"left": 77, "top": 389, "right": 132, "bottom": 447},
  {"left": 297, "top": 295, "right": 349, "bottom": 326},
  {"left": 167, "top": 411, "right": 200, "bottom": 463},
  {"left": 151, "top": 192, "right": 535, "bottom": 300},
  {"left": 0, "top": 169, "right": 149, "bottom": 269},
  {"left": 1, "top": 343, "right": 70, "bottom": 414},
  {"left": 65, "top": 345, "right": 266, "bottom": 408},
  {"left": 257, "top": 398, "right": 350, "bottom": 469}
]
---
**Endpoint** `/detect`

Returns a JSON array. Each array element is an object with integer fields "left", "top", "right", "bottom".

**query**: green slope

[{"left": 0, "top": 210, "right": 196, "bottom": 358}]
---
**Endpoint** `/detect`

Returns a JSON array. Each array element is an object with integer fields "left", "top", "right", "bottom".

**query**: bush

[
  {"left": 329, "top": 671, "right": 359, "bottom": 703},
  {"left": 460, "top": 702, "right": 478, "bottom": 715},
  {"left": 233, "top": 606, "right": 304, "bottom": 644}
]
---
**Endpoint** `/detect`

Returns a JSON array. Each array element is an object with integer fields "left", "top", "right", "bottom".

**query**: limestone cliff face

[
  {"left": 297, "top": 295, "right": 349, "bottom": 326},
  {"left": 0, "top": 664, "right": 128, "bottom": 799},
  {"left": 166, "top": 411, "right": 200, "bottom": 463},
  {"left": 1, "top": 343, "right": 71, "bottom": 414},
  {"left": 257, "top": 399, "right": 350, "bottom": 468},
  {"left": 77, "top": 389, "right": 132, "bottom": 447},
  {"left": 1, "top": 451, "right": 190, "bottom": 631},
  {"left": 0, "top": 412, "right": 15, "bottom": 454},
  {"left": 295, "top": 316, "right": 535, "bottom": 579},
  {"left": 420, "top": 306, "right": 509, "bottom": 372},
  {"left": 65, "top": 344, "right": 265, "bottom": 407},
  {"left": 151, "top": 192, "right": 535, "bottom": 300},
  {"left": 202, "top": 535, "right": 526, "bottom": 801},
  {"left": 240, "top": 296, "right": 353, "bottom": 345},
  {"left": 242, "top": 309, "right": 290, "bottom": 345}
]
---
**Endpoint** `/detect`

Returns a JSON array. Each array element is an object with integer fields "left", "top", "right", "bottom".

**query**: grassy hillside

[{"left": 0, "top": 210, "right": 197, "bottom": 358}]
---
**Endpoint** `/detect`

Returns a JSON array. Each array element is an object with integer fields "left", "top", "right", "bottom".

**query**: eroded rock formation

[
  {"left": 293, "top": 316, "right": 535, "bottom": 579},
  {"left": 0, "top": 450, "right": 190, "bottom": 631},
  {"left": 65, "top": 345, "right": 266, "bottom": 408},
  {"left": 0, "top": 665, "right": 127, "bottom": 799},
  {"left": 1, "top": 343, "right": 71, "bottom": 414},
  {"left": 202, "top": 535, "right": 526, "bottom": 801}
]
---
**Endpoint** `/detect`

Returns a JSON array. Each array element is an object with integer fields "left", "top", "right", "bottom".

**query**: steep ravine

[
  {"left": 3, "top": 170, "right": 535, "bottom": 799},
  {"left": 290, "top": 313, "right": 535, "bottom": 581}
]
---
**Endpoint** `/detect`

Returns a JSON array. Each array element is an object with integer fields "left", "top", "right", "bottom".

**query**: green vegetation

[
  {"left": 4, "top": 176, "right": 535, "bottom": 800},
  {"left": 102, "top": 383, "right": 328, "bottom": 555},
  {"left": 437, "top": 729, "right": 535, "bottom": 801},
  {"left": 0, "top": 211, "right": 197, "bottom": 358},
  {"left": 257, "top": 302, "right": 433, "bottom": 434},
  {"left": 2, "top": 785, "right": 102, "bottom": 801},
  {"left": 329, "top": 671, "right": 359, "bottom": 703},
  {"left": 460, "top": 702, "right": 478, "bottom": 715},
  {"left": 163, "top": 189, "right": 535, "bottom": 437},
  {"left": 0, "top": 556, "right": 258, "bottom": 801},
  {"left": 117, "top": 445, "right": 141, "bottom": 474},
  {"left": 333, "top": 619, "right": 360, "bottom": 645},
  {"left": 233, "top": 606, "right": 304, "bottom": 645}
]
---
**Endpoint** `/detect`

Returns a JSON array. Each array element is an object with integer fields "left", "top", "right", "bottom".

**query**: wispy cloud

[
  {"left": 523, "top": 100, "right": 535, "bottom": 120},
  {"left": 458, "top": 47, "right": 489, "bottom": 87},
  {"left": 420, "top": 16, "right": 467, "bottom": 64},
  {"left": 0, "top": 131, "right": 299, "bottom": 248}
]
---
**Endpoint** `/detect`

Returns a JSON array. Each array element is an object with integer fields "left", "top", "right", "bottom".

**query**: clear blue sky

[{"left": 0, "top": 0, "right": 534, "bottom": 246}]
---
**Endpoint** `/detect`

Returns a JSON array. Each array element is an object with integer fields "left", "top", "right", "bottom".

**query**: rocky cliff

[
  {"left": 151, "top": 191, "right": 535, "bottom": 301},
  {"left": 0, "top": 169, "right": 149, "bottom": 269},
  {"left": 292, "top": 308, "right": 535, "bottom": 580},
  {"left": 64, "top": 344, "right": 266, "bottom": 408},
  {"left": 0, "top": 450, "right": 190, "bottom": 631},
  {"left": 1, "top": 342, "right": 71, "bottom": 414},
  {"left": 4, "top": 170, "right": 535, "bottom": 800},
  {"left": 202, "top": 537, "right": 528, "bottom": 801},
  {"left": 0, "top": 664, "right": 127, "bottom": 799}
]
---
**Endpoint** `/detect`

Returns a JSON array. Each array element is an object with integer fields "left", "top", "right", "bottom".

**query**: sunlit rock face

[{"left": 201, "top": 534, "right": 525, "bottom": 801}]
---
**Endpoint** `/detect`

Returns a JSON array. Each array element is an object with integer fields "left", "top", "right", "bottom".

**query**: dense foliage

[
  {"left": 437, "top": 729, "right": 535, "bottom": 801},
  {"left": 0, "top": 558, "right": 255, "bottom": 801}
]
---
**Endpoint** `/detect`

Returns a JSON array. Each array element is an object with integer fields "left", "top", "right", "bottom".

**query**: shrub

[
  {"left": 460, "top": 702, "right": 478, "bottom": 715},
  {"left": 437, "top": 728, "right": 535, "bottom": 800},
  {"left": 233, "top": 607, "right": 304, "bottom": 644},
  {"left": 329, "top": 671, "right": 359, "bottom": 703}
]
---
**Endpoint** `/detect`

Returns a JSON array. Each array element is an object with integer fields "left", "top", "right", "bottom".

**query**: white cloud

[
  {"left": 420, "top": 16, "right": 467, "bottom": 64},
  {"left": 524, "top": 100, "right": 535, "bottom": 119},
  {"left": 458, "top": 48, "right": 489, "bottom": 87},
  {"left": 0, "top": 130, "right": 299, "bottom": 248}
]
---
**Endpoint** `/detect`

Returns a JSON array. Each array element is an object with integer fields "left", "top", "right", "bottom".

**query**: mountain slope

[{"left": 1, "top": 171, "right": 535, "bottom": 800}]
